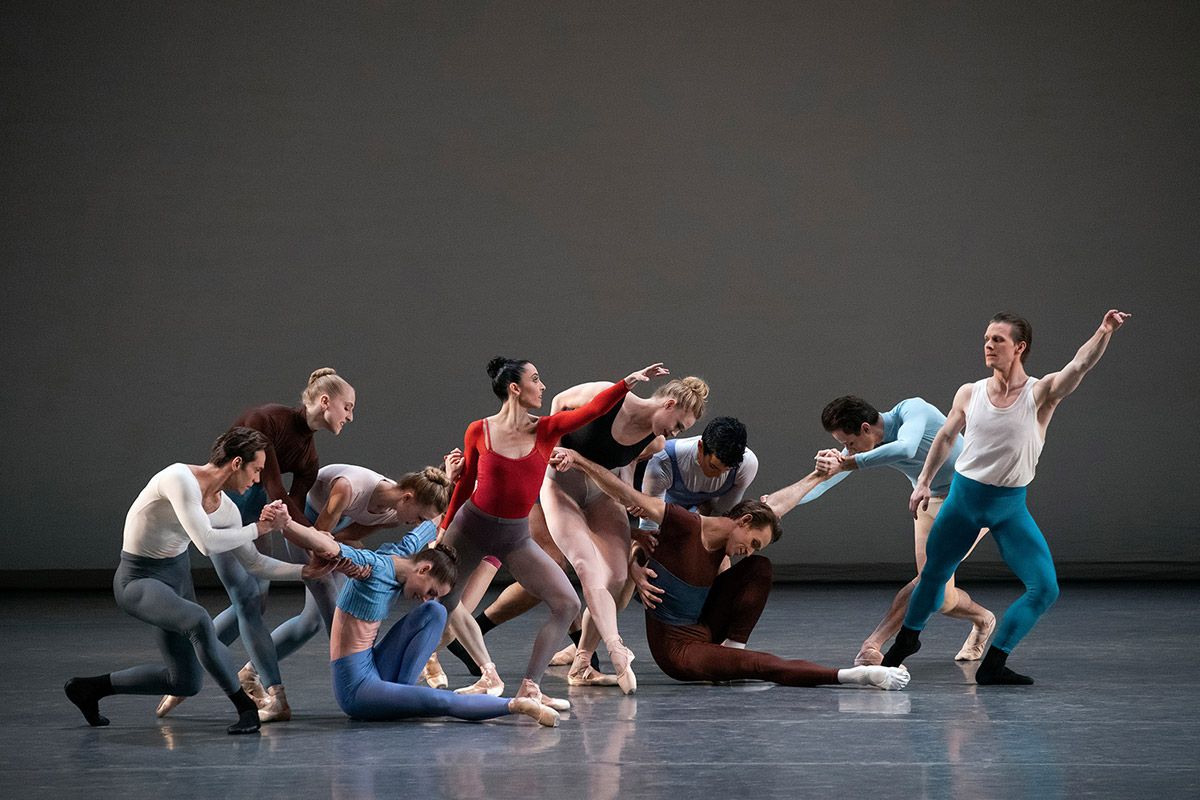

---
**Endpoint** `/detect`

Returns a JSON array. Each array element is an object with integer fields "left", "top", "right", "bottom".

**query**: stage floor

[{"left": 9, "top": 581, "right": 1198, "bottom": 799}]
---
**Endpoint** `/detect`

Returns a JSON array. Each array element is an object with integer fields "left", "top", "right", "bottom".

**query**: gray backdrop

[{"left": 3, "top": 1, "right": 1197, "bottom": 583}]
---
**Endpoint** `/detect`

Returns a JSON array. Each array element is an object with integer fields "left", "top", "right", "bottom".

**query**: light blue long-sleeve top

[
  {"left": 800, "top": 398, "right": 963, "bottom": 504},
  {"left": 332, "top": 521, "right": 438, "bottom": 622}
]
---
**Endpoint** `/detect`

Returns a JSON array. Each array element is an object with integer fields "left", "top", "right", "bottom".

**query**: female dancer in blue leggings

[
  {"left": 281, "top": 521, "right": 558, "bottom": 725},
  {"left": 883, "top": 309, "right": 1130, "bottom": 684}
]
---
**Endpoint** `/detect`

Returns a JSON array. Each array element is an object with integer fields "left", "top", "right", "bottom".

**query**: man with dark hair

[
  {"left": 638, "top": 416, "right": 759, "bottom": 533},
  {"left": 550, "top": 446, "right": 910, "bottom": 691},
  {"left": 767, "top": 396, "right": 996, "bottom": 667}
]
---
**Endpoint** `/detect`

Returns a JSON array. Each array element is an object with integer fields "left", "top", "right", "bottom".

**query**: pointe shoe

[
  {"left": 854, "top": 646, "right": 884, "bottom": 667},
  {"left": 608, "top": 638, "right": 637, "bottom": 695},
  {"left": 549, "top": 643, "right": 578, "bottom": 666},
  {"left": 567, "top": 648, "right": 619, "bottom": 687},
  {"left": 238, "top": 663, "right": 269, "bottom": 704},
  {"left": 454, "top": 662, "right": 504, "bottom": 696},
  {"left": 156, "top": 694, "right": 187, "bottom": 718},
  {"left": 420, "top": 652, "right": 448, "bottom": 689},
  {"left": 257, "top": 685, "right": 292, "bottom": 723},
  {"left": 954, "top": 612, "right": 996, "bottom": 662},
  {"left": 508, "top": 696, "right": 560, "bottom": 727}
]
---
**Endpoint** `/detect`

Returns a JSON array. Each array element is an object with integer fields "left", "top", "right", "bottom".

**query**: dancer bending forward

[{"left": 550, "top": 446, "right": 910, "bottom": 691}]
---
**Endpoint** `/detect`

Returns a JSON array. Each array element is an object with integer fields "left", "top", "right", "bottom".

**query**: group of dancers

[{"left": 65, "top": 308, "right": 1130, "bottom": 733}]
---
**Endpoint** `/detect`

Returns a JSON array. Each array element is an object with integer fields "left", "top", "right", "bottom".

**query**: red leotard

[{"left": 441, "top": 381, "right": 631, "bottom": 528}]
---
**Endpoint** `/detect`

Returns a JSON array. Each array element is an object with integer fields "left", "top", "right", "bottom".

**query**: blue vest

[{"left": 662, "top": 438, "right": 739, "bottom": 510}]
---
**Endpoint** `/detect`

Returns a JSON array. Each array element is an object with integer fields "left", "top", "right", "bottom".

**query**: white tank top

[
  {"left": 955, "top": 377, "right": 1044, "bottom": 488},
  {"left": 306, "top": 464, "right": 398, "bottom": 527}
]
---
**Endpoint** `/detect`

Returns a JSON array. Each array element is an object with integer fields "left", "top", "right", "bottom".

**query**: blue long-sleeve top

[
  {"left": 800, "top": 398, "right": 963, "bottom": 504},
  {"left": 332, "top": 522, "right": 438, "bottom": 622}
]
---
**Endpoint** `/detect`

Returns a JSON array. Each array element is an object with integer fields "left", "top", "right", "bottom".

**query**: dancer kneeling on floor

[
  {"left": 548, "top": 447, "right": 910, "bottom": 691},
  {"left": 289, "top": 525, "right": 558, "bottom": 726}
]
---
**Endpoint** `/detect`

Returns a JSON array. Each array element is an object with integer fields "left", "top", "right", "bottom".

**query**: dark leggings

[
  {"left": 109, "top": 551, "right": 241, "bottom": 696},
  {"left": 442, "top": 501, "right": 581, "bottom": 682},
  {"left": 645, "top": 555, "right": 840, "bottom": 686}
]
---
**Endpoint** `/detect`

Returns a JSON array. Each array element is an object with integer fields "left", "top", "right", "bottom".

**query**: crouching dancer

[
  {"left": 65, "top": 428, "right": 297, "bottom": 734},
  {"left": 548, "top": 447, "right": 909, "bottom": 691}
]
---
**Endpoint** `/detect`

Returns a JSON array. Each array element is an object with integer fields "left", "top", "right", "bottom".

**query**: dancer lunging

[
  {"left": 438, "top": 358, "right": 669, "bottom": 708},
  {"left": 65, "top": 428, "right": 295, "bottom": 734},
  {"left": 882, "top": 310, "right": 1131, "bottom": 684},
  {"left": 550, "top": 447, "right": 911, "bottom": 691},
  {"left": 542, "top": 374, "right": 708, "bottom": 692},
  {"left": 783, "top": 396, "right": 996, "bottom": 665}
]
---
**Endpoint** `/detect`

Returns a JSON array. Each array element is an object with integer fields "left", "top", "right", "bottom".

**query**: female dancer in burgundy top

[
  {"left": 185, "top": 368, "right": 356, "bottom": 721},
  {"left": 438, "top": 357, "right": 668, "bottom": 707}
]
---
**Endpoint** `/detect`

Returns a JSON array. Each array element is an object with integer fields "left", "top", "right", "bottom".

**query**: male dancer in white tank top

[{"left": 882, "top": 309, "right": 1130, "bottom": 684}]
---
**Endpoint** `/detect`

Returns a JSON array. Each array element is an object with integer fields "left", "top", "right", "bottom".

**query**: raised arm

[
  {"left": 550, "top": 447, "right": 667, "bottom": 526},
  {"left": 1036, "top": 310, "right": 1131, "bottom": 407},
  {"left": 910, "top": 383, "right": 972, "bottom": 517},
  {"left": 161, "top": 468, "right": 266, "bottom": 556},
  {"left": 280, "top": 517, "right": 340, "bottom": 558}
]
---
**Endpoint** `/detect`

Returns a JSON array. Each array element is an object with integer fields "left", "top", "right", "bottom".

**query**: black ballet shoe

[
  {"left": 881, "top": 627, "right": 922, "bottom": 668},
  {"left": 975, "top": 665, "right": 1034, "bottom": 685},
  {"left": 227, "top": 707, "right": 261, "bottom": 735},
  {"left": 65, "top": 677, "right": 111, "bottom": 727}
]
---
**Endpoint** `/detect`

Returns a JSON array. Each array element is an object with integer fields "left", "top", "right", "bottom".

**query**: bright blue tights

[{"left": 905, "top": 474, "right": 1059, "bottom": 653}]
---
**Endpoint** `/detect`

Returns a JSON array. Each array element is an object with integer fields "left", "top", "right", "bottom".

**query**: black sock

[
  {"left": 65, "top": 674, "right": 114, "bottom": 727},
  {"left": 881, "top": 626, "right": 922, "bottom": 667},
  {"left": 475, "top": 612, "right": 497, "bottom": 636},
  {"left": 447, "top": 639, "right": 482, "bottom": 676},
  {"left": 227, "top": 689, "right": 261, "bottom": 734},
  {"left": 975, "top": 646, "right": 1033, "bottom": 685}
]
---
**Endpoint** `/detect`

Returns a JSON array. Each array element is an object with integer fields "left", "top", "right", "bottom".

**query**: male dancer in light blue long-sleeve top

[{"left": 764, "top": 396, "right": 994, "bottom": 666}]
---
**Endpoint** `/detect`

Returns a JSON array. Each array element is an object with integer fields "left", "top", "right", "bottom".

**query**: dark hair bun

[
  {"left": 486, "top": 357, "right": 507, "bottom": 379},
  {"left": 433, "top": 543, "right": 459, "bottom": 564}
]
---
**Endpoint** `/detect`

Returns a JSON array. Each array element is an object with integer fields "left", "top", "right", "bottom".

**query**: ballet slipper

[
  {"left": 607, "top": 638, "right": 637, "bottom": 695},
  {"left": 954, "top": 611, "right": 996, "bottom": 661},
  {"left": 156, "top": 694, "right": 187, "bottom": 718},
  {"left": 567, "top": 647, "right": 618, "bottom": 687},
  {"left": 508, "top": 696, "right": 560, "bottom": 727},
  {"left": 257, "top": 685, "right": 292, "bottom": 723},
  {"left": 454, "top": 662, "right": 504, "bottom": 696},
  {"left": 838, "top": 665, "right": 911, "bottom": 691},
  {"left": 549, "top": 643, "right": 578, "bottom": 666},
  {"left": 238, "top": 662, "right": 269, "bottom": 704},
  {"left": 854, "top": 646, "right": 884, "bottom": 667},
  {"left": 419, "top": 652, "right": 448, "bottom": 689}
]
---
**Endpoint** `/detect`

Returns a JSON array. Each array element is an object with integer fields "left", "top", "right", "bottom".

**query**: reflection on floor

[{"left": 9, "top": 582, "right": 1199, "bottom": 799}]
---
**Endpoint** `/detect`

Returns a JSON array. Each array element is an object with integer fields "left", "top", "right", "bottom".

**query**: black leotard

[{"left": 559, "top": 398, "right": 654, "bottom": 470}]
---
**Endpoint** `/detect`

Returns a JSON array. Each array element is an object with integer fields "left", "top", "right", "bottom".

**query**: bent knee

[
  {"left": 548, "top": 592, "right": 581, "bottom": 620},
  {"left": 742, "top": 554, "right": 773, "bottom": 582},
  {"left": 1029, "top": 581, "right": 1059, "bottom": 611},
  {"left": 166, "top": 671, "right": 204, "bottom": 697},
  {"left": 416, "top": 600, "right": 448, "bottom": 626}
]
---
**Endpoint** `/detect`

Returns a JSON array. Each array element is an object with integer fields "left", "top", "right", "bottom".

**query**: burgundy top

[
  {"left": 233, "top": 404, "right": 318, "bottom": 520},
  {"left": 654, "top": 503, "right": 725, "bottom": 587}
]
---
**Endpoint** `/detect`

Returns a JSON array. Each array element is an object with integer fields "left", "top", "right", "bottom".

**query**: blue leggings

[
  {"left": 905, "top": 474, "right": 1059, "bottom": 653},
  {"left": 332, "top": 601, "right": 512, "bottom": 721}
]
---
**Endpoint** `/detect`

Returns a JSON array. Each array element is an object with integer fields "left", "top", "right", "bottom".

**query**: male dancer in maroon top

[{"left": 549, "top": 447, "right": 911, "bottom": 690}]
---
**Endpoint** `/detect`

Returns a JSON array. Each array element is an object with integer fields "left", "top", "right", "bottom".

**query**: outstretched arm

[
  {"left": 761, "top": 470, "right": 831, "bottom": 517},
  {"left": 550, "top": 447, "right": 667, "bottom": 526},
  {"left": 1037, "top": 309, "right": 1131, "bottom": 406},
  {"left": 910, "top": 383, "right": 972, "bottom": 518}
]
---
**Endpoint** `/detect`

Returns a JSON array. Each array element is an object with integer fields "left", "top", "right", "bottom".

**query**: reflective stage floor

[{"left": 7, "top": 581, "right": 1198, "bottom": 799}]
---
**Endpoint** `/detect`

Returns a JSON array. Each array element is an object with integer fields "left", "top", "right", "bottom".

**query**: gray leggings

[
  {"left": 442, "top": 502, "right": 581, "bottom": 682},
  {"left": 109, "top": 551, "right": 241, "bottom": 696}
]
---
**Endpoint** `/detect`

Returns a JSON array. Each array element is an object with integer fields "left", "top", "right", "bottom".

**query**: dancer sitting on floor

[
  {"left": 549, "top": 446, "right": 911, "bottom": 691},
  {"left": 882, "top": 309, "right": 1131, "bottom": 685},
  {"left": 277, "top": 518, "right": 559, "bottom": 727},
  {"left": 65, "top": 427, "right": 302, "bottom": 734}
]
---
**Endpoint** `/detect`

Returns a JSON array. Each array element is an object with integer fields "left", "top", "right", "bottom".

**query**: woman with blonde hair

[
  {"left": 540, "top": 374, "right": 708, "bottom": 694},
  {"left": 159, "top": 368, "right": 355, "bottom": 722}
]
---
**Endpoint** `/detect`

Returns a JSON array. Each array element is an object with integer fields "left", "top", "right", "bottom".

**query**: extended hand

[
  {"left": 302, "top": 553, "right": 338, "bottom": 581},
  {"left": 443, "top": 448, "right": 465, "bottom": 484},
  {"left": 630, "top": 559, "right": 665, "bottom": 609},
  {"left": 548, "top": 446, "right": 578, "bottom": 472},
  {"left": 625, "top": 363, "right": 669, "bottom": 386},
  {"left": 909, "top": 484, "right": 931, "bottom": 520},
  {"left": 256, "top": 500, "right": 292, "bottom": 535},
  {"left": 1101, "top": 309, "right": 1131, "bottom": 334}
]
